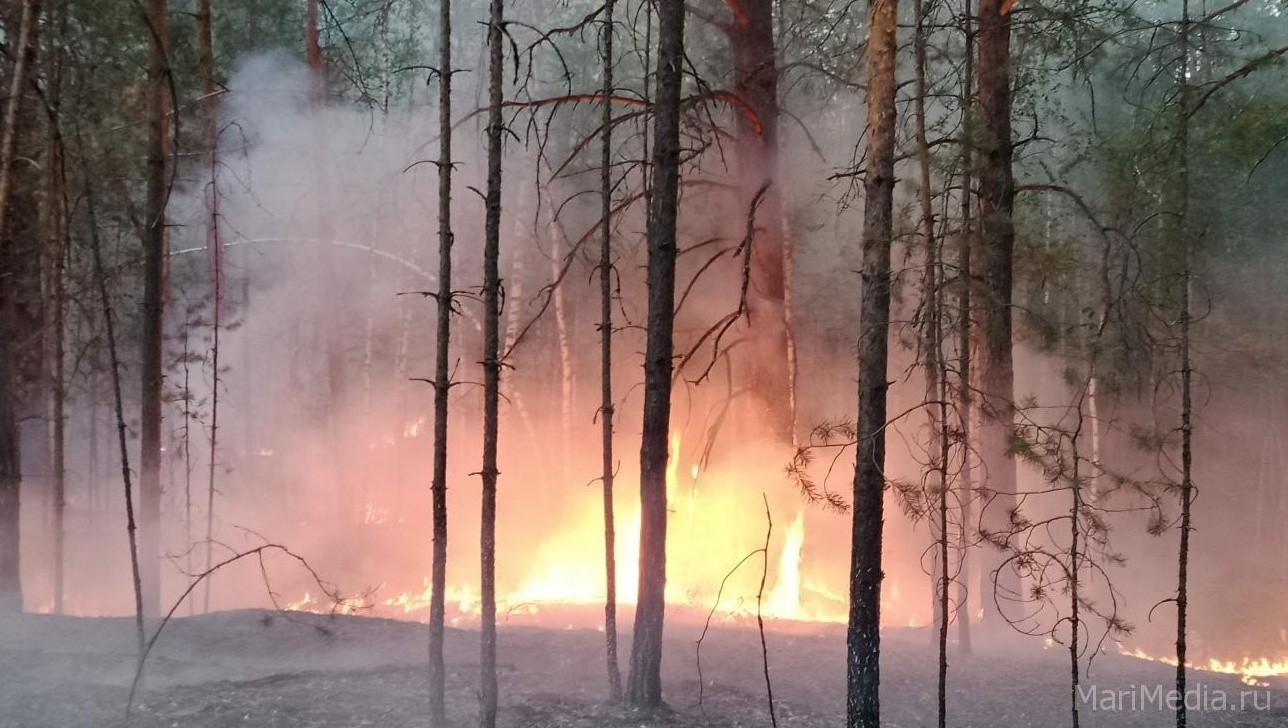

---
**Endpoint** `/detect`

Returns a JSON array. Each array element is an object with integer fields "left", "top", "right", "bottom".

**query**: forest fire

[
  {"left": 6, "top": 0, "right": 1288, "bottom": 724},
  {"left": 283, "top": 591, "right": 365, "bottom": 616},
  {"left": 1120, "top": 647, "right": 1288, "bottom": 687},
  {"left": 283, "top": 434, "right": 856, "bottom": 627}
]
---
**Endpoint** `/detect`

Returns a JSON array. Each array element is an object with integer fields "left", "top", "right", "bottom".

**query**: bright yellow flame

[
  {"left": 380, "top": 578, "right": 484, "bottom": 624},
  {"left": 325, "top": 431, "right": 921, "bottom": 629},
  {"left": 283, "top": 590, "right": 367, "bottom": 616},
  {"left": 284, "top": 592, "right": 315, "bottom": 612},
  {"left": 496, "top": 433, "right": 855, "bottom": 623},
  {"left": 665, "top": 434, "right": 681, "bottom": 503},
  {"left": 1120, "top": 646, "right": 1288, "bottom": 687},
  {"left": 403, "top": 417, "right": 425, "bottom": 438},
  {"left": 767, "top": 511, "right": 805, "bottom": 618}
]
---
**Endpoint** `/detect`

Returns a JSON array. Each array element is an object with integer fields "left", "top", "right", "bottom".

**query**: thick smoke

[{"left": 23, "top": 35, "right": 1286, "bottom": 675}]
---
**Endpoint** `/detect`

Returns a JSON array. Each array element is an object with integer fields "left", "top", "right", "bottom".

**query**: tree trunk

[
  {"left": 86, "top": 172, "right": 146, "bottom": 658},
  {"left": 1174, "top": 3, "right": 1195, "bottom": 726},
  {"left": 955, "top": 0, "right": 975, "bottom": 656},
  {"left": 912, "top": 0, "right": 949, "bottom": 721},
  {"left": 26, "top": 0, "right": 57, "bottom": 613},
  {"left": 1069, "top": 432, "right": 1083, "bottom": 728},
  {"left": 545, "top": 202, "right": 574, "bottom": 483},
  {"left": 974, "top": 0, "right": 1018, "bottom": 627},
  {"left": 181, "top": 332, "right": 194, "bottom": 614},
  {"left": 726, "top": 0, "right": 793, "bottom": 441},
  {"left": 48, "top": 217, "right": 67, "bottom": 618},
  {"left": 599, "top": 0, "right": 623, "bottom": 702},
  {"left": 138, "top": 0, "right": 170, "bottom": 619},
  {"left": 428, "top": 0, "right": 453, "bottom": 722},
  {"left": 197, "top": 0, "right": 222, "bottom": 616},
  {"left": 479, "top": 0, "right": 504, "bottom": 726},
  {"left": 0, "top": 0, "right": 39, "bottom": 615},
  {"left": 41, "top": 0, "right": 67, "bottom": 614},
  {"left": 500, "top": 230, "right": 538, "bottom": 454},
  {"left": 846, "top": 0, "right": 897, "bottom": 722},
  {"left": 627, "top": 0, "right": 684, "bottom": 709},
  {"left": 306, "top": 0, "right": 347, "bottom": 523}
]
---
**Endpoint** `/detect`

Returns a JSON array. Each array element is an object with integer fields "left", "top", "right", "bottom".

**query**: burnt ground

[{"left": 0, "top": 609, "right": 1284, "bottom": 728}]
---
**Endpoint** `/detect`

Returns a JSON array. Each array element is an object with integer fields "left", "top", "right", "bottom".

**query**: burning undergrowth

[{"left": 15, "top": 48, "right": 1288, "bottom": 697}]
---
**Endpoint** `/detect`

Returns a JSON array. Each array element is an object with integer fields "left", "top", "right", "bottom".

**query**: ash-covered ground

[{"left": 0, "top": 609, "right": 1283, "bottom": 727}]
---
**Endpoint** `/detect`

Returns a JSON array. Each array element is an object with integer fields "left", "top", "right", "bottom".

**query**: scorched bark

[{"left": 628, "top": 0, "right": 684, "bottom": 710}]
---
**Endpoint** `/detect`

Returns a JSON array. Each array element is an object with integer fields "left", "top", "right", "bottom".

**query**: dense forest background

[{"left": 1, "top": 0, "right": 1287, "bottom": 725}]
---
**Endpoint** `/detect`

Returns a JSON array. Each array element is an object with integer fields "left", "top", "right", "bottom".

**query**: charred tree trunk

[
  {"left": 0, "top": 0, "right": 39, "bottom": 614},
  {"left": 599, "top": 0, "right": 623, "bottom": 703},
  {"left": 846, "top": 0, "right": 898, "bottom": 722},
  {"left": 139, "top": 0, "right": 170, "bottom": 619},
  {"left": 726, "top": 0, "right": 793, "bottom": 441},
  {"left": 427, "top": 0, "right": 453, "bottom": 722},
  {"left": 479, "top": 0, "right": 504, "bottom": 726},
  {"left": 627, "top": 0, "right": 684, "bottom": 709},
  {"left": 975, "top": 0, "right": 1018, "bottom": 627}
]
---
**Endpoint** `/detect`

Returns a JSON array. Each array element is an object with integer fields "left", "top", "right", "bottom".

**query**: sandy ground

[{"left": 0, "top": 608, "right": 1284, "bottom": 727}]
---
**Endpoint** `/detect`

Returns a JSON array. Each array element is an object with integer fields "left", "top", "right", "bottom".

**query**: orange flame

[
  {"left": 284, "top": 432, "right": 920, "bottom": 628},
  {"left": 767, "top": 511, "right": 804, "bottom": 618},
  {"left": 1120, "top": 646, "right": 1288, "bottom": 686}
]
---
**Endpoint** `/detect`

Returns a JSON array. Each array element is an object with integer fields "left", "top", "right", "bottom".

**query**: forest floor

[{"left": 1, "top": 608, "right": 1284, "bottom": 728}]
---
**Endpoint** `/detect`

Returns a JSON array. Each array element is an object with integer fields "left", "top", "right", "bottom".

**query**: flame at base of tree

[
  {"left": 278, "top": 434, "right": 925, "bottom": 628},
  {"left": 1119, "top": 646, "right": 1288, "bottom": 687}
]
